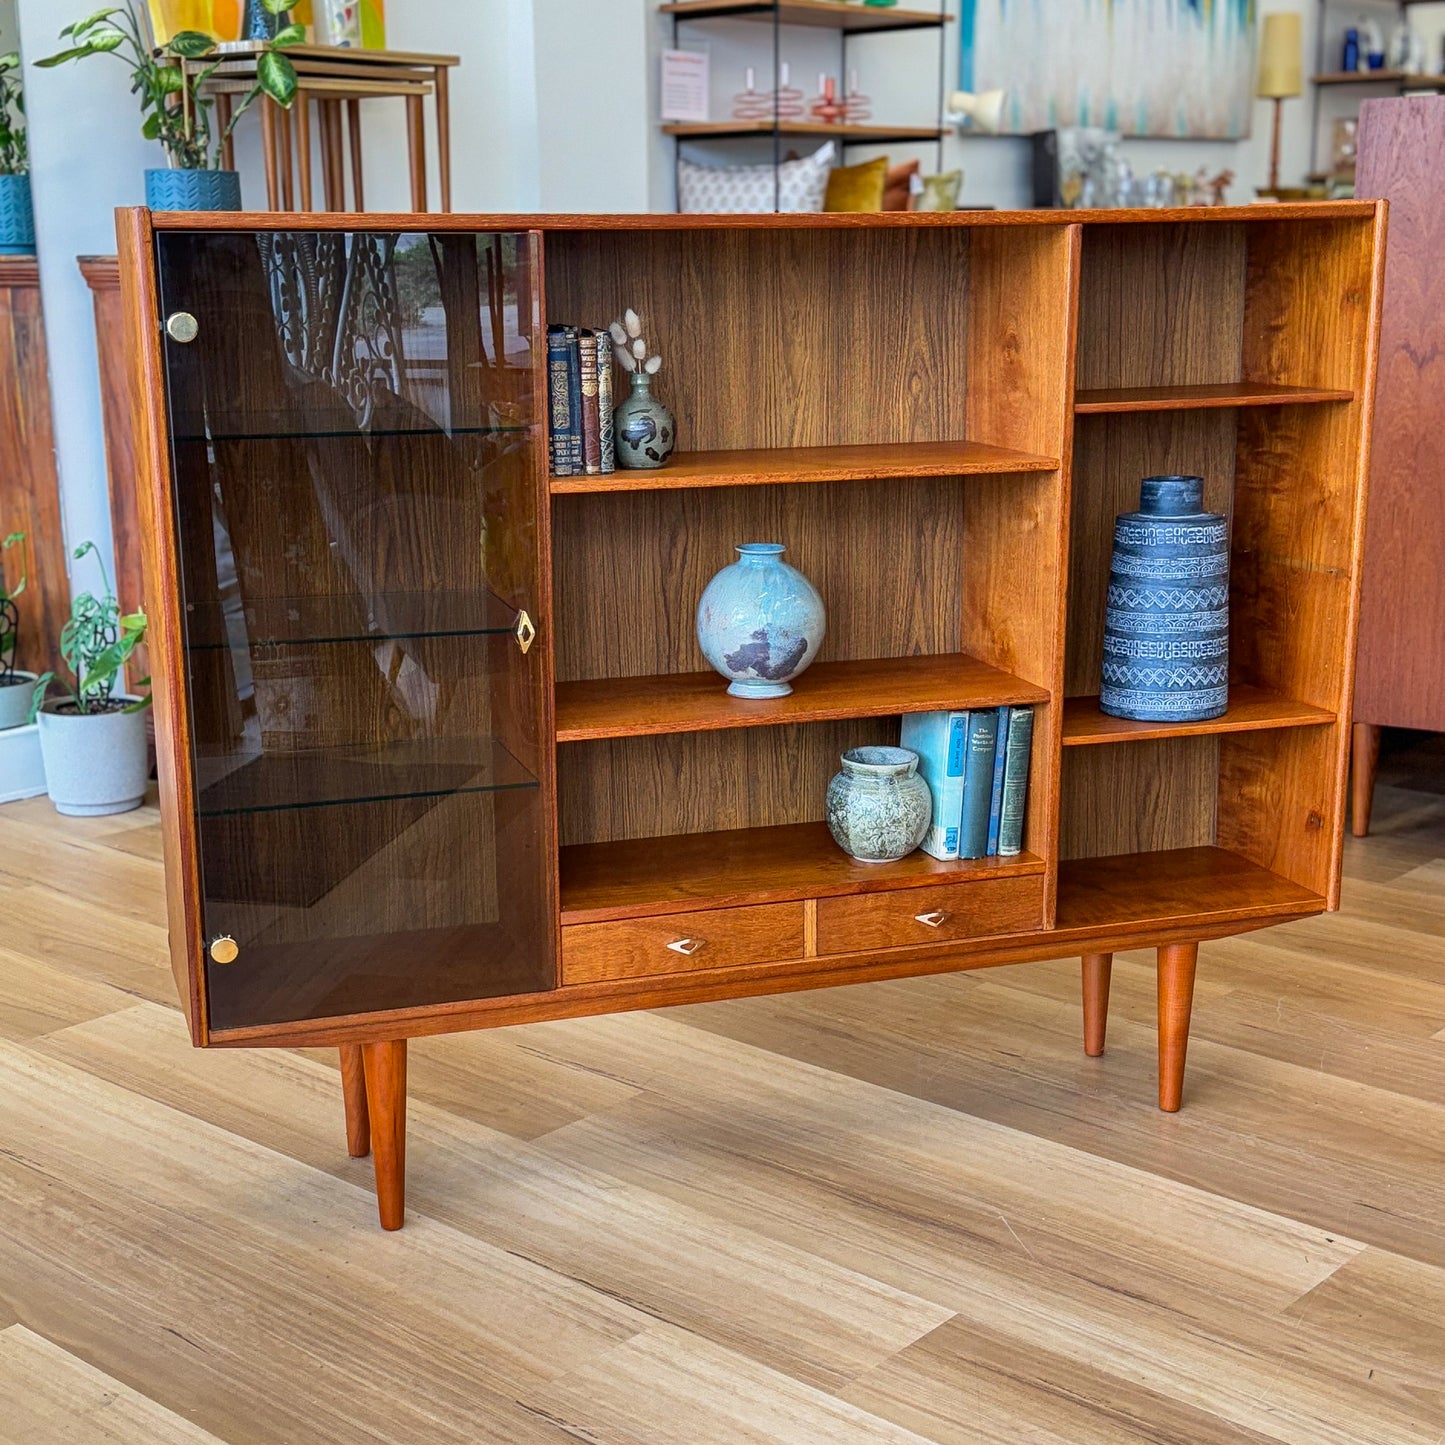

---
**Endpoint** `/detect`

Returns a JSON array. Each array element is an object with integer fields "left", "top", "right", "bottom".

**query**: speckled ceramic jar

[
  {"left": 825, "top": 746, "right": 931, "bottom": 864},
  {"left": 696, "top": 542, "right": 825, "bottom": 698},
  {"left": 1100, "top": 474, "right": 1229, "bottom": 723}
]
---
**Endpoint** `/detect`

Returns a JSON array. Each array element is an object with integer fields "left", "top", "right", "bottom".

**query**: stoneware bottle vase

[
  {"left": 696, "top": 542, "right": 825, "bottom": 698},
  {"left": 36, "top": 698, "right": 150, "bottom": 816},
  {"left": 614, "top": 371, "right": 675, "bottom": 469},
  {"left": 826, "top": 745, "right": 932, "bottom": 864},
  {"left": 1100, "top": 473, "right": 1229, "bottom": 722}
]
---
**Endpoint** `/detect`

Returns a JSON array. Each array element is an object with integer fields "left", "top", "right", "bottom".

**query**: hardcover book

[
  {"left": 546, "top": 326, "right": 574, "bottom": 477},
  {"left": 595, "top": 331, "right": 615, "bottom": 473},
  {"left": 997, "top": 705, "right": 1035, "bottom": 857},
  {"left": 986, "top": 706, "right": 1011, "bottom": 856},
  {"left": 579, "top": 331, "right": 602, "bottom": 475},
  {"left": 900, "top": 711, "right": 968, "bottom": 860},
  {"left": 563, "top": 327, "right": 584, "bottom": 473},
  {"left": 958, "top": 709, "right": 1000, "bottom": 859}
]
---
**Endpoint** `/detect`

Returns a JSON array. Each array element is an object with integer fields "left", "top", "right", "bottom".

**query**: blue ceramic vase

[
  {"left": 145, "top": 169, "right": 243, "bottom": 211},
  {"left": 696, "top": 542, "right": 825, "bottom": 698},
  {"left": 1100, "top": 474, "right": 1229, "bottom": 722},
  {"left": 826, "top": 746, "right": 931, "bottom": 863},
  {"left": 0, "top": 175, "right": 35, "bottom": 255},
  {"left": 243, "top": 0, "right": 290, "bottom": 39},
  {"left": 614, "top": 372, "right": 675, "bottom": 469}
]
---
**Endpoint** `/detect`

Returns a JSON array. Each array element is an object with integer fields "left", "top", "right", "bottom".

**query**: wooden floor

[{"left": 1, "top": 741, "right": 1444, "bottom": 1443}]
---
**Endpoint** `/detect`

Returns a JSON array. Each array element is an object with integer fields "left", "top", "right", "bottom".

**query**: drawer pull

[
  {"left": 914, "top": 910, "right": 951, "bottom": 928},
  {"left": 666, "top": 937, "right": 707, "bottom": 956}
]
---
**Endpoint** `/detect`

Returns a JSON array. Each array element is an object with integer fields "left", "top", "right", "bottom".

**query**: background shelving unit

[
  {"left": 660, "top": 0, "right": 950, "bottom": 211},
  {"left": 126, "top": 204, "right": 1383, "bottom": 1231}
]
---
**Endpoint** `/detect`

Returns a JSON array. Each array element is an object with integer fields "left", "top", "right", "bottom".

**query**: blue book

[
  {"left": 958, "top": 709, "right": 1000, "bottom": 860},
  {"left": 998, "top": 705, "right": 1035, "bottom": 858},
  {"left": 985, "top": 706, "right": 1010, "bottom": 856},
  {"left": 900, "top": 710, "right": 968, "bottom": 860},
  {"left": 562, "top": 326, "right": 584, "bottom": 473},
  {"left": 545, "top": 326, "right": 574, "bottom": 476}
]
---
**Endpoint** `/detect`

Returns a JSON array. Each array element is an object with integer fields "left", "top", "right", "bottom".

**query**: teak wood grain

[
  {"left": 814, "top": 875, "right": 1043, "bottom": 954},
  {"left": 1062, "top": 686, "right": 1335, "bottom": 746},
  {"left": 1073, "top": 382, "right": 1354, "bottom": 413},
  {"left": 555, "top": 654, "right": 1049, "bottom": 742},
  {"left": 1353, "top": 99, "right": 1445, "bottom": 733},
  {"left": 548, "top": 439, "right": 1057, "bottom": 493}
]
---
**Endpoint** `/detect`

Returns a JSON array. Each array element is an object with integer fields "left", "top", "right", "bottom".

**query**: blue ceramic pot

[
  {"left": 1100, "top": 474, "right": 1229, "bottom": 722},
  {"left": 614, "top": 371, "right": 676, "bottom": 469},
  {"left": 145, "top": 168, "right": 242, "bottom": 212},
  {"left": 826, "top": 745, "right": 931, "bottom": 863},
  {"left": 243, "top": 0, "right": 290, "bottom": 39},
  {"left": 0, "top": 174, "right": 34, "bottom": 254},
  {"left": 696, "top": 542, "right": 825, "bottom": 698}
]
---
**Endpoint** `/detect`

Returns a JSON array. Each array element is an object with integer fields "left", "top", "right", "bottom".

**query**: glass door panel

[{"left": 156, "top": 229, "right": 552, "bottom": 1030}]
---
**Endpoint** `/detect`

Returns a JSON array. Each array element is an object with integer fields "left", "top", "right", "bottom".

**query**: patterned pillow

[{"left": 678, "top": 143, "right": 835, "bottom": 213}]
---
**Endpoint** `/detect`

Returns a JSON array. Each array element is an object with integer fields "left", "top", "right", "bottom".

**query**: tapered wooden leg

[
  {"left": 433, "top": 65, "right": 451, "bottom": 211},
  {"left": 295, "top": 93, "right": 313, "bottom": 211},
  {"left": 1082, "top": 952, "right": 1112, "bottom": 1057},
  {"left": 339, "top": 1044, "right": 370, "bottom": 1158},
  {"left": 1351, "top": 722, "right": 1381, "bottom": 838},
  {"left": 259, "top": 97, "right": 280, "bottom": 211},
  {"left": 277, "top": 103, "right": 295, "bottom": 210},
  {"left": 406, "top": 93, "right": 427, "bottom": 211},
  {"left": 1156, "top": 942, "right": 1198, "bottom": 1113},
  {"left": 216, "top": 92, "right": 235, "bottom": 172},
  {"left": 346, "top": 99, "right": 365, "bottom": 211},
  {"left": 361, "top": 1040, "right": 407, "bottom": 1230}
]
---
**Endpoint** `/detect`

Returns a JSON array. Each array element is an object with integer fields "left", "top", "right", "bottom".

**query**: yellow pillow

[{"left": 824, "top": 156, "right": 889, "bottom": 212}]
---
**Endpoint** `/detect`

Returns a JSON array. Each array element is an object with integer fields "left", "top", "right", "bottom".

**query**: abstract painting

[{"left": 959, "top": 0, "right": 1258, "bottom": 140}]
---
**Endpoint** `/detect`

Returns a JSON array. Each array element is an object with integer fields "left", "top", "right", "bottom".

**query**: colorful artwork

[
  {"left": 959, "top": 0, "right": 1258, "bottom": 140},
  {"left": 146, "top": 0, "right": 241, "bottom": 45}
]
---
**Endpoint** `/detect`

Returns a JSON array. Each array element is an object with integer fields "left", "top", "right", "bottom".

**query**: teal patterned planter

[
  {"left": 0, "top": 174, "right": 34, "bottom": 255},
  {"left": 145, "top": 168, "right": 242, "bottom": 212},
  {"left": 826, "top": 746, "right": 931, "bottom": 863}
]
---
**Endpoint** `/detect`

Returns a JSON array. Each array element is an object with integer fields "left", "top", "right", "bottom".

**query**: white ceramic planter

[
  {"left": 0, "top": 671, "right": 37, "bottom": 731},
  {"left": 36, "top": 697, "right": 149, "bottom": 816}
]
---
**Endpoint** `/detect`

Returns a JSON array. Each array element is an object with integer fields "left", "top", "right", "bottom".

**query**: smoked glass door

[{"left": 156, "top": 229, "right": 552, "bottom": 1030}]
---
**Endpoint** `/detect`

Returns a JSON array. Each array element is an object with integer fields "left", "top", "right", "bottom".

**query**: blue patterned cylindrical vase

[
  {"left": 145, "top": 168, "right": 243, "bottom": 212},
  {"left": 696, "top": 542, "right": 825, "bottom": 698},
  {"left": 1100, "top": 474, "right": 1229, "bottom": 722},
  {"left": 0, "top": 174, "right": 35, "bottom": 254}
]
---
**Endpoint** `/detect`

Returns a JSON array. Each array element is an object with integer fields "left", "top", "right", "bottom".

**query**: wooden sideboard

[
  {"left": 1350, "top": 97, "right": 1445, "bottom": 834},
  {"left": 118, "top": 205, "right": 1384, "bottom": 1230},
  {"left": 0, "top": 258, "right": 69, "bottom": 678}
]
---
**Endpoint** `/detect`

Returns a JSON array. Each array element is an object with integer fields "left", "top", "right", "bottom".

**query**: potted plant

[
  {"left": 29, "top": 541, "right": 151, "bottom": 816},
  {"left": 38, "top": 1, "right": 301, "bottom": 211},
  {"left": 0, "top": 531, "right": 35, "bottom": 729},
  {"left": 0, "top": 53, "right": 32, "bottom": 254}
]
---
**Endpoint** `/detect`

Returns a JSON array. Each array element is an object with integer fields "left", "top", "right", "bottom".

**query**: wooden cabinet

[
  {"left": 1350, "top": 97, "right": 1445, "bottom": 834},
  {"left": 119, "top": 205, "right": 1384, "bottom": 1230}
]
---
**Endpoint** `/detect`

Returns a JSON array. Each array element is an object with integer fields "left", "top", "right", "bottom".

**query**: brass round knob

[
  {"left": 166, "top": 311, "right": 199, "bottom": 344},
  {"left": 209, "top": 935, "right": 239, "bottom": 965}
]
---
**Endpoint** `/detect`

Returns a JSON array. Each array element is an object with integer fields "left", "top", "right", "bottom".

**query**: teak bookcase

[{"left": 118, "top": 205, "right": 1385, "bottom": 1230}]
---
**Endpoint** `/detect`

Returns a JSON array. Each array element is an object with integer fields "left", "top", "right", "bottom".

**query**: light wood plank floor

[{"left": 1, "top": 740, "right": 1443, "bottom": 1443}]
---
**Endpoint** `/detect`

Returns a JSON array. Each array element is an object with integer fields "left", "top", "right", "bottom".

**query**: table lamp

[{"left": 1257, "top": 12, "right": 1303, "bottom": 194}]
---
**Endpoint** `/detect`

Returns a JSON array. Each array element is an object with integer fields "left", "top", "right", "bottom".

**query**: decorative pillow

[
  {"left": 824, "top": 155, "right": 889, "bottom": 212},
  {"left": 913, "top": 169, "right": 963, "bottom": 212},
  {"left": 678, "top": 142, "right": 834, "bottom": 213},
  {"left": 882, "top": 159, "right": 920, "bottom": 211}
]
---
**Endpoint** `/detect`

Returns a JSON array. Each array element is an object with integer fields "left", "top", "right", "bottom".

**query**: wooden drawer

[
  {"left": 816, "top": 876, "right": 1043, "bottom": 955},
  {"left": 562, "top": 902, "right": 806, "bottom": 985}
]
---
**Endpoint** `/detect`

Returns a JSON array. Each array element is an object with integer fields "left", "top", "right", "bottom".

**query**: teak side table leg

[
  {"left": 1351, "top": 722, "right": 1381, "bottom": 838},
  {"left": 433, "top": 64, "right": 452, "bottom": 211},
  {"left": 1156, "top": 942, "right": 1199, "bottom": 1113},
  {"left": 346, "top": 99, "right": 365, "bottom": 211},
  {"left": 295, "top": 93, "right": 313, "bottom": 211},
  {"left": 406, "top": 92, "right": 427, "bottom": 211},
  {"left": 339, "top": 1044, "right": 370, "bottom": 1158},
  {"left": 362, "top": 1040, "right": 407, "bottom": 1230},
  {"left": 1081, "top": 952, "right": 1113, "bottom": 1057},
  {"left": 259, "top": 96, "right": 280, "bottom": 211}
]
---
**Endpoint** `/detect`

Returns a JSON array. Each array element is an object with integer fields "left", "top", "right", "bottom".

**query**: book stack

[
  {"left": 900, "top": 705, "right": 1034, "bottom": 861},
  {"left": 547, "top": 326, "right": 615, "bottom": 477}
]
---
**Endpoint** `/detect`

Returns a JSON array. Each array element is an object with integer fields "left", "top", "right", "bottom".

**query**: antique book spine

[
  {"left": 579, "top": 330, "right": 602, "bottom": 475},
  {"left": 595, "top": 331, "right": 615, "bottom": 473},
  {"left": 997, "top": 705, "right": 1035, "bottom": 858},
  {"left": 563, "top": 327, "right": 584, "bottom": 473},
  {"left": 546, "top": 326, "right": 573, "bottom": 477},
  {"left": 958, "top": 708, "right": 1000, "bottom": 860},
  {"left": 899, "top": 710, "right": 968, "bottom": 860},
  {"left": 985, "top": 705, "right": 1011, "bottom": 856}
]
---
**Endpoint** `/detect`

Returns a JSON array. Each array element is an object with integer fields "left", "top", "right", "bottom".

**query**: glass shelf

[
  {"left": 173, "top": 423, "right": 531, "bottom": 443},
  {"left": 195, "top": 736, "right": 538, "bottom": 817},
  {"left": 185, "top": 589, "right": 519, "bottom": 651}
]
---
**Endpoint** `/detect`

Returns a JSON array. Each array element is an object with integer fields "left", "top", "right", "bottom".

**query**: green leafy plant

[
  {"left": 0, "top": 53, "right": 28, "bottom": 176},
  {"left": 37, "top": 1, "right": 300, "bottom": 171},
  {"left": 0, "top": 530, "right": 26, "bottom": 683},
  {"left": 30, "top": 542, "right": 150, "bottom": 719}
]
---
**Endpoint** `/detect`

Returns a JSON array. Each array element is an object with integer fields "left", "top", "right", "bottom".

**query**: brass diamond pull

[
  {"left": 666, "top": 937, "right": 706, "bottom": 956},
  {"left": 514, "top": 610, "right": 536, "bottom": 654},
  {"left": 914, "top": 910, "right": 950, "bottom": 928}
]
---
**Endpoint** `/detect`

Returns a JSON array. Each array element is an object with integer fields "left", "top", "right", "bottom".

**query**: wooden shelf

[
  {"left": 662, "top": 120, "right": 946, "bottom": 142},
  {"left": 1061, "top": 686, "right": 1336, "bottom": 747},
  {"left": 550, "top": 439, "right": 1058, "bottom": 494},
  {"left": 662, "top": 0, "right": 950, "bottom": 31},
  {"left": 1074, "top": 382, "right": 1354, "bottom": 414},
  {"left": 1055, "top": 847, "right": 1324, "bottom": 937},
  {"left": 556, "top": 652, "right": 1049, "bottom": 742},
  {"left": 1312, "top": 71, "right": 1444, "bottom": 88},
  {"left": 561, "top": 820, "right": 1043, "bottom": 923}
]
